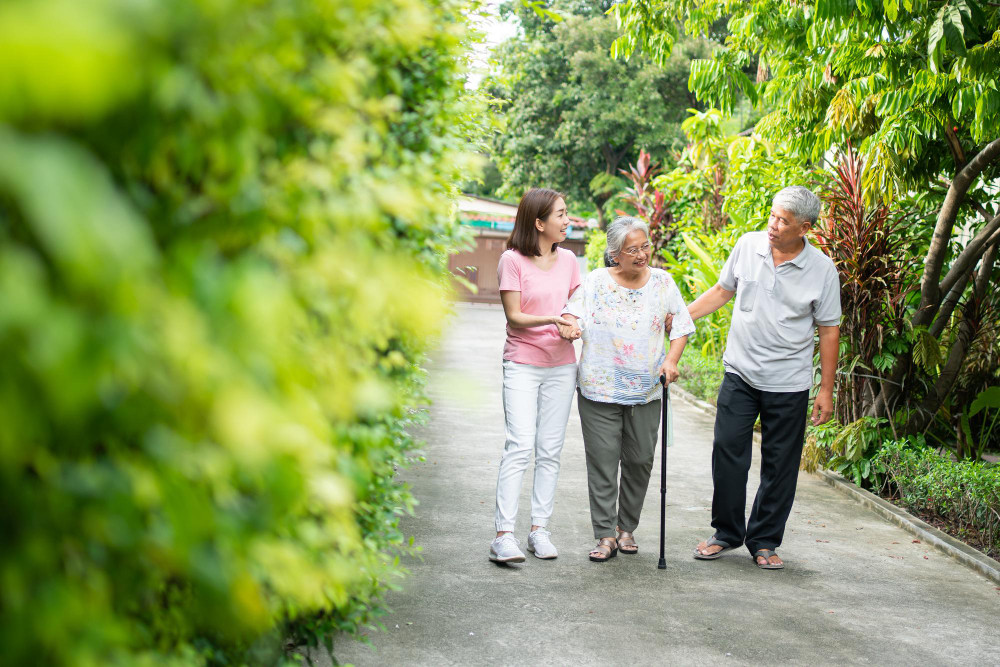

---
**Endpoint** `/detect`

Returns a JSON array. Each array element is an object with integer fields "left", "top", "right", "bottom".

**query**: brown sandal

[
  {"left": 589, "top": 537, "right": 618, "bottom": 562},
  {"left": 616, "top": 530, "right": 638, "bottom": 555}
]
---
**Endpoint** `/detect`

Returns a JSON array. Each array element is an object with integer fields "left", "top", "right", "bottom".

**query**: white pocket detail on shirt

[{"left": 738, "top": 280, "right": 759, "bottom": 312}]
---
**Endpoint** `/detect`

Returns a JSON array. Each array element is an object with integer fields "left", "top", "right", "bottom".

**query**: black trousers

[{"left": 710, "top": 372, "right": 809, "bottom": 554}]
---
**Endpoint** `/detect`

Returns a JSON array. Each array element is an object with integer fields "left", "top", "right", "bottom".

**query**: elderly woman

[{"left": 560, "top": 216, "right": 694, "bottom": 562}]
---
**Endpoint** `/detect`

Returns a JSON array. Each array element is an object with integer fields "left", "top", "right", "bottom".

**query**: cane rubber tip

[{"left": 657, "top": 559, "right": 666, "bottom": 569}]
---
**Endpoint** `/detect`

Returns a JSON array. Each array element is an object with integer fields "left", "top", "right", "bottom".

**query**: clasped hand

[{"left": 554, "top": 316, "right": 581, "bottom": 340}]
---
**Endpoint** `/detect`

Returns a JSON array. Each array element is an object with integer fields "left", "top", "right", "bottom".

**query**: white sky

[{"left": 466, "top": 1, "right": 519, "bottom": 89}]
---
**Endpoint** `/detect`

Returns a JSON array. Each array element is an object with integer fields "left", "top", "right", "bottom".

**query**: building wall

[{"left": 449, "top": 230, "right": 587, "bottom": 303}]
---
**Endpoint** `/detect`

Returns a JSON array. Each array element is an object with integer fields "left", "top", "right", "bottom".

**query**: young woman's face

[{"left": 535, "top": 197, "right": 570, "bottom": 245}]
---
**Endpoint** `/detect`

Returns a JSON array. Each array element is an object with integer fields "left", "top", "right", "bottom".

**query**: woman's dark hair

[{"left": 506, "top": 188, "right": 564, "bottom": 256}]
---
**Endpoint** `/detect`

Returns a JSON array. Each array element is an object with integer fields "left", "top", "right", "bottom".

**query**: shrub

[
  {"left": 585, "top": 228, "right": 608, "bottom": 270},
  {"left": 0, "top": 0, "right": 482, "bottom": 663},
  {"left": 663, "top": 233, "right": 731, "bottom": 360},
  {"left": 874, "top": 440, "right": 1000, "bottom": 558},
  {"left": 677, "top": 352, "right": 725, "bottom": 404},
  {"left": 801, "top": 416, "right": 892, "bottom": 487}
]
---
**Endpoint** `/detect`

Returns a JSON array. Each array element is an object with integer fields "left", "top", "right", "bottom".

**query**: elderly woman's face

[{"left": 616, "top": 229, "right": 651, "bottom": 270}]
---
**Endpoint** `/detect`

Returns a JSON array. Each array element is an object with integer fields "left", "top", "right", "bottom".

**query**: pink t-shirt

[{"left": 498, "top": 248, "right": 581, "bottom": 367}]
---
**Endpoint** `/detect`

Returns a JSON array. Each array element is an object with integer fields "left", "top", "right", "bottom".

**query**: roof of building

[{"left": 458, "top": 194, "right": 598, "bottom": 237}]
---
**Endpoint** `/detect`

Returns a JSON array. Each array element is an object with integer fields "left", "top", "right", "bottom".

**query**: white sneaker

[
  {"left": 527, "top": 528, "right": 558, "bottom": 559},
  {"left": 490, "top": 533, "right": 526, "bottom": 563}
]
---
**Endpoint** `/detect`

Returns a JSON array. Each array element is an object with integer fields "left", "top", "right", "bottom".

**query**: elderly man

[{"left": 688, "top": 186, "right": 841, "bottom": 569}]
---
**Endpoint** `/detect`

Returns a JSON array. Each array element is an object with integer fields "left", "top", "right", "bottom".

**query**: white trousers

[{"left": 495, "top": 360, "right": 577, "bottom": 532}]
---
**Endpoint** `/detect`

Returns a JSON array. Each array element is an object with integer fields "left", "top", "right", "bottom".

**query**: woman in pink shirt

[{"left": 489, "top": 188, "right": 581, "bottom": 564}]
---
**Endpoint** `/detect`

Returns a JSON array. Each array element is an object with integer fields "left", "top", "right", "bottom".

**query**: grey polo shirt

[{"left": 718, "top": 231, "right": 841, "bottom": 392}]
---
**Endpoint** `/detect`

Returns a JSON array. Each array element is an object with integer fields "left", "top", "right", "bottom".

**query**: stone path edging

[
  {"left": 671, "top": 383, "right": 1000, "bottom": 585},
  {"left": 815, "top": 468, "right": 1000, "bottom": 585}
]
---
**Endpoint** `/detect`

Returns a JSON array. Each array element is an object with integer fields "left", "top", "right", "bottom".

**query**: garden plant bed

[{"left": 880, "top": 491, "right": 999, "bottom": 564}]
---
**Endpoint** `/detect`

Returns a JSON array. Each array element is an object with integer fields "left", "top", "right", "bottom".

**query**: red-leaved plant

[
  {"left": 813, "top": 145, "right": 914, "bottom": 425},
  {"left": 617, "top": 149, "right": 675, "bottom": 260}
]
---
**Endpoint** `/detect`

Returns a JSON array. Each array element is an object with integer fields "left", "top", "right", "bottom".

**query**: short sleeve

[
  {"left": 664, "top": 278, "right": 695, "bottom": 341},
  {"left": 563, "top": 273, "right": 587, "bottom": 319},
  {"left": 813, "top": 263, "right": 842, "bottom": 326},
  {"left": 717, "top": 236, "right": 743, "bottom": 292},
  {"left": 568, "top": 253, "right": 581, "bottom": 294},
  {"left": 498, "top": 251, "right": 521, "bottom": 292}
]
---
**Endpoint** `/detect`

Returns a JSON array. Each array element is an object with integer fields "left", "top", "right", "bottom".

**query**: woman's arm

[
  {"left": 500, "top": 291, "right": 573, "bottom": 329},
  {"left": 658, "top": 335, "right": 689, "bottom": 384}
]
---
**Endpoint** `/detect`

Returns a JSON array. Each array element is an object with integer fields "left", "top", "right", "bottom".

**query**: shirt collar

[{"left": 755, "top": 233, "right": 811, "bottom": 268}]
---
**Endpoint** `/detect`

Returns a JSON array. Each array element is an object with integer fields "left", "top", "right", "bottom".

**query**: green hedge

[
  {"left": 874, "top": 440, "right": 1000, "bottom": 558},
  {"left": 0, "top": 0, "right": 482, "bottom": 663},
  {"left": 678, "top": 352, "right": 725, "bottom": 405}
]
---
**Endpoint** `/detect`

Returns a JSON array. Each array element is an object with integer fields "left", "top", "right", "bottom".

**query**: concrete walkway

[{"left": 335, "top": 304, "right": 1000, "bottom": 666}]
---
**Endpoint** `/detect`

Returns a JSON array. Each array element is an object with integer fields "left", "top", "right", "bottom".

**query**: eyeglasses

[{"left": 621, "top": 242, "right": 652, "bottom": 256}]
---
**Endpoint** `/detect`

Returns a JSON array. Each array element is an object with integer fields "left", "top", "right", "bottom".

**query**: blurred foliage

[
  {"left": 676, "top": 351, "right": 725, "bottom": 404},
  {"left": 584, "top": 227, "right": 609, "bottom": 271},
  {"left": 0, "top": 0, "right": 485, "bottom": 664},
  {"left": 663, "top": 233, "right": 730, "bottom": 360}
]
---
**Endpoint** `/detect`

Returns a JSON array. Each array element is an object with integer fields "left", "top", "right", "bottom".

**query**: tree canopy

[
  {"left": 488, "top": 1, "right": 713, "bottom": 222},
  {"left": 611, "top": 0, "right": 1000, "bottom": 434}
]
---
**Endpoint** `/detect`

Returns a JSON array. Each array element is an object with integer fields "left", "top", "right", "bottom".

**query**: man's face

[{"left": 766, "top": 206, "right": 810, "bottom": 252}]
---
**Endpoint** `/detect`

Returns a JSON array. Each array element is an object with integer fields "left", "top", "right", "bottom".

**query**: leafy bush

[
  {"left": 663, "top": 233, "right": 731, "bottom": 360},
  {"left": 0, "top": 0, "right": 481, "bottom": 664},
  {"left": 801, "top": 418, "right": 842, "bottom": 474},
  {"left": 585, "top": 228, "right": 608, "bottom": 271},
  {"left": 801, "top": 417, "right": 892, "bottom": 487},
  {"left": 874, "top": 440, "right": 1000, "bottom": 558},
  {"left": 958, "top": 386, "right": 1000, "bottom": 461},
  {"left": 677, "top": 352, "right": 725, "bottom": 404}
]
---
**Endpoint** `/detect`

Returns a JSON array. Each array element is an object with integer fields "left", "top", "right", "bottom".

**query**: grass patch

[{"left": 678, "top": 353, "right": 725, "bottom": 404}]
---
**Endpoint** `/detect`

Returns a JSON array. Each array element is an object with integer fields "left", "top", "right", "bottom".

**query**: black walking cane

[{"left": 657, "top": 374, "right": 669, "bottom": 570}]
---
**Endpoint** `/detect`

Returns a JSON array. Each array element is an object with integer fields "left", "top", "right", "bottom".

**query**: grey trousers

[{"left": 577, "top": 391, "right": 662, "bottom": 539}]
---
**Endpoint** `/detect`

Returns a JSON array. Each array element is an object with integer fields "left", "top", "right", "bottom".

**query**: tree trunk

[
  {"left": 908, "top": 239, "right": 1000, "bottom": 434},
  {"left": 914, "top": 138, "right": 1000, "bottom": 329},
  {"left": 593, "top": 195, "right": 608, "bottom": 229},
  {"left": 867, "top": 138, "right": 1000, "bottom": 418}
]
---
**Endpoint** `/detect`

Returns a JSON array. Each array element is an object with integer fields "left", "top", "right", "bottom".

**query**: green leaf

[
  {"left": 883, "top": 0, "right": 899, "bottom": 21},
  {"left": 927, "top": 8, "right": 946, "bottom": 72},
  {"left": 969, "top": 386, "right": 1000, "bottom": 417},
  {"left": 942, "top": 3, "right": 968, "bottom": 56}
]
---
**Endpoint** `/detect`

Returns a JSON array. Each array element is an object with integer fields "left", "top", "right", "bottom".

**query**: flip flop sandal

[
  {"left": 692, "top": 536, "right": 734, "bottom": 560},
  {"left": 753, "top": 549, "right": 784, "bottom": 570},
  {"left": 616, "top": 530, "right": 638, "bottom": 555},
  {"left": 589, "top": 537, "right": 618, "bottom": 562}
]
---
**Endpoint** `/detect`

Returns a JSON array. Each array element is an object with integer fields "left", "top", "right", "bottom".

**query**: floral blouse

[{"left": 564, "top": 268, "right": 695, "bottom": 405}]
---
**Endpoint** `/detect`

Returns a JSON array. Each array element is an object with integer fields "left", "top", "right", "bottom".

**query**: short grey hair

[
  {"left": 604, "top": 216, "right": 650, "bottom": 266},
  {"left": 772, "top": 186, "right": 821, "bottom": 224}
]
